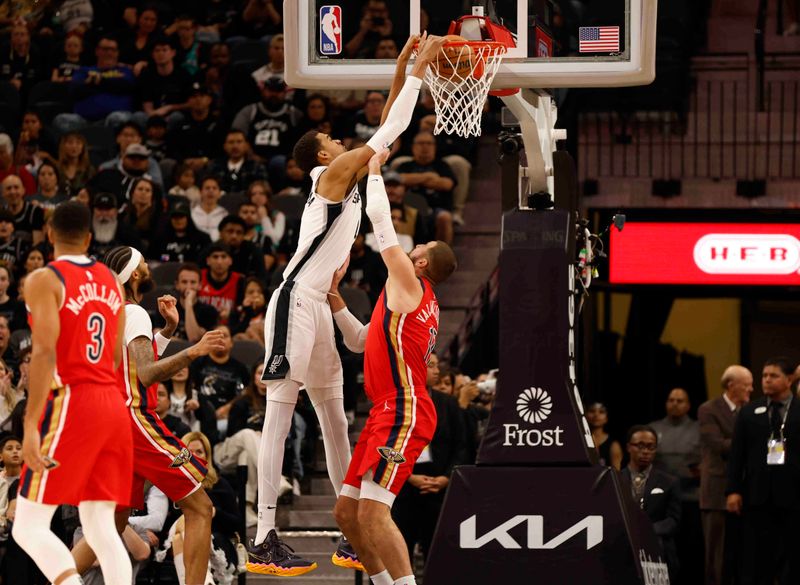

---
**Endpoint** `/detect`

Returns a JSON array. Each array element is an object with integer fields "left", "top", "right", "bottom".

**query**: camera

[
  {"left": 477, "top": 378, "right": 496, "bottom": 394},
  {"left": 372, "top": 17, "right": 385, "bottom": 26},
  {"left": 498, "top": 130, "right": 523, "bottom": 155}
]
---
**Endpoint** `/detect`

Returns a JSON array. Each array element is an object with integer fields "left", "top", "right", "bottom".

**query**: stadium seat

[
  {"left": 231, "top": 339, "right": 264, "bottom": 368},
  {"left": 230, "top": 39, "right": 269, "bottom": 70},
  {"left": 27, "top": 81, "right": 72, "bottom": 124},
  {"left": 403, "top": 192, "right": 433, "bottom": 217},
  {"left": 0, "top": 82, "right": 21, "bottom": 136},
  {"left": 220, "top": 191, "right": 247, "bottom": 214},
  {"left": 340, "top": 287, "right": 372, "bottom": 323},
  {"left": 80, "top": 123, "right": 116, "bottom": 166},
  {"left": 150, "top": 261, "right": 182, "bottom": 287},
  {"left": 273, "top": 194, "right": 306, "bottom": 221},
  {"left": 162, "top": 338, "right": 190, "bottom": 358}
]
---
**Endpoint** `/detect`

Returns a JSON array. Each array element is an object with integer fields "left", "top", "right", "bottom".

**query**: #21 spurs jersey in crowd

[{"left": 281, "top": 165, "right": 362, "bottom": 291}]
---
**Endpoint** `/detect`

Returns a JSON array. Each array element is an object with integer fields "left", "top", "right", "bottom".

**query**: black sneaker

[
  {"left": 331, "top": 536, "right": 365, "bottom": 572},
  {"left": 246, "top": 530, "right": 318, "bottom": 576}
]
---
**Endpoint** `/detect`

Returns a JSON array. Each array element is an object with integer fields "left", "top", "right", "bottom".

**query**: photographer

[{"left": 454, "top": 371, "right": 494, "bottom": 463}]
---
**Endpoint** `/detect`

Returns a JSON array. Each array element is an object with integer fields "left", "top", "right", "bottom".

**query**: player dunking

[
  {"left": 329, "top": 149, "right": 457, "bottom": 585},
  {"left": 248, "top": 34, "right": 448, "bottom": 576},
  {"left": 70, "top": 246, "right": 226, "bottom": 585},
  {"left": 15, "top": 201, "right": 133, "bottom": 585}
]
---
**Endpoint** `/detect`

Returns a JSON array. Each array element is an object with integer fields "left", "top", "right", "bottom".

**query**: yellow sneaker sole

[
  {"left": 331, "top": 553, "right": 366, "bottom": 572},
  {"left": 246, "top": 561, "right": 318, "bottom": 576}
]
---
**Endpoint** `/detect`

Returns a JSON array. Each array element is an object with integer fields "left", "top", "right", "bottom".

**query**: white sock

[
  {"left": 394, "top": 576, "right": 417, "bottom": 585},
  {"left": 256, "top": 390, "right": 298, "bottom": 544},
  {"left": 371, "top": 569, "right": 393, "bottom": 585},
  {"left": 11, "top": 497, "right": 80, "bottom": 584},
  {"left": 78, "top": 501, "right": 132, "bottom": 585},
  {"left": 174, "top": 552, "right": 186, "bottom": 585},
  {"left": 312, "top": 394, "right": 351, "bottom": 497}
]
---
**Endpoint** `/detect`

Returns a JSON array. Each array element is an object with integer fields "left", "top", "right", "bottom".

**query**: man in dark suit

[
  {"left": 699, "top": 365, "right": 753, "bottom": 585},
  {"left": 726, "top": 356, "right": 800, "bottom": 585},
  {"left": 621, "top": 425, "right": 682, "bottom": 582}
]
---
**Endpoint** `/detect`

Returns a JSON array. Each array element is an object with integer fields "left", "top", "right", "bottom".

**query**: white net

[{"left": 421, "top": 42, "right": 506, "bottom": 138}]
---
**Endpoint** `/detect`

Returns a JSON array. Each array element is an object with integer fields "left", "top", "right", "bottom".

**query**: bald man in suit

[{"left": 698, "top": 365, "right": 752, "bottom": 585}]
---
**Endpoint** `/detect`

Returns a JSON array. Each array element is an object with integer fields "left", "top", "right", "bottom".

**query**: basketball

[{"left": 434, "top": 35, "right": 484, "bottom": 80}]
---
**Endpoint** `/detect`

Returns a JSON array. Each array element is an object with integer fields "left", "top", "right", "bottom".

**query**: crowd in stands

[{"left": 0, "top": 1, "right": 483, "bottom": 582}]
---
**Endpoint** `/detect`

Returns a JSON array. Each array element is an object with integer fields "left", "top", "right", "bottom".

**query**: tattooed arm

[{"left": 129, "top": 330, "right": 225, "bottom": 388}]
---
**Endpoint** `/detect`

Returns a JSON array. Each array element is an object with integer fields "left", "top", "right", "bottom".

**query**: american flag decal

[{"left": 579, "top": 26, "right": 620, "bottom": 53}]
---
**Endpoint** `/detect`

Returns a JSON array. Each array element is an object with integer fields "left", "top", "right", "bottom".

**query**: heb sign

[{"left": 610, "top": 222, "right": 800, "bottom": 286}]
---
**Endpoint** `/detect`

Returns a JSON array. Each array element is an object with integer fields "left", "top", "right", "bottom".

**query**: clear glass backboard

[{"left": 284, "top": 0, "right": 657, "bottom": 89}]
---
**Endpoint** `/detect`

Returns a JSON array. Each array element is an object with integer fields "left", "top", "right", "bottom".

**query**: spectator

[
  {"left": 218, "top": 215, "right": 267, "bottom": 277},
  {"left": 245, "top": 179, "right": 284, "bottom": 249},
  {"left": 396, "top": 131, "right": 456, "bottom": 244},
  {"left": 53, "top": 34, "right": 137, "bottom": 132},
  {"left": 214, "top": 362, "right": 267, "bottom": 526},
  {"left": 136, "top": 37, "right": 193, "bottom": 130},
  {"left": 340, "top": 91, "right": 400, "bottom": 157},
  {"left": 90, "top": 143, "right": 164, "bottom": 206},
  {"left": 0, "top": 322, "right": 13, "bottom": 377},
  {"left": 0, "top": 23, "right": 43, "bottom": 96},
  {"left": 0, "top": 436, "right": 21, "bottom": 544},
  {"left": 150, "top": 201, "right": 211, "bottom": 263},
  {"left": 20, "top": 247, "right": 45, "bottom": 276},
  {"left": 56, "top": 132, "right": 94, "bottom": 197},
  {"left": 650, "top": 388, "right": 701, "bottom": 497},
  {"left": 393, "top": 351, "right": 468, "bottom": 562},
  {"left": 699, "top": 365, "right": 753, "bottom": 585},
  {"left": 51, "top": 32, "right": 84, "bottom": 82},
  {"left": 191, "top": 176, "right": 227, "bottom": 240},
  {"left": 123, "top": 177, "right": 161, "bottom": 253},
  {"left": 198, "top": 243, "right": 245, "bottom": 323},
  {"left": 189, "top": 325, "right": 249, "bottom": 435},
  {"left": 345, "top": 0, "right": 396, "bottom": 58},
  {"left": 167, "top": 83, "right": 224, "bottom": 170},
  {"left": 14, "top": 110, "right": 57, "bottom": 164},
  {"left": 452, "top": 373, "right": 490, "bottom": 464},
  {"left": 175, "top": 431, "right": 239, "bottom": 584},
  {"left": 163, "top": 367, "right": 200, "bottom": 430},
  {"left": 344, "top": 233, "right": 387, "bottom": 306},
  {"left": 168, "top": 164, "right": 201, "bottom": 206},
  {"left": 88, "top": 191, "right": 142, "bottom": 258},
  {"left": 29, "top": 161, "right": 67, "bottom": 216},
  {"left": 622, "top": 425, "right": 682, "bottom": 582},
  {"left": 383, "top": 170, "right": 428, "bottom": 246},
  {"left": 374, "top": 36, "right": 399, "bottom": 59},
  {"left": 1, "top": 175, "right": 43, "bottom": 245},
  {"left": 119, "top": 7, "right": 160, "bottom": 72},
  {"left": 238, "top": 0, "right": 282, "bottom": 38},
  {"left": 155, "top": 383, "right": 192, "bottom": 438},
  {"left": 144, "top": 116, "right": 168, "bottom": 161},
  {"left": 251, "top": 34, "right": 286, "bottom": 88},
  {"left": 203, "top": 42, "right": 230, "bottom": 105},
  {"left": 207, "top": 130, "right": 270, "bottom": 196},
  {"left": 98, "top": 122, "right": 165, "bottom": 188},
  {"left": 229, "top": 277, "right": 267, "bottom": 343},
  {"left": 0, "top": 359, "right": 21, "bottom": 428},
  {"left": 0, "top": 265, "right": 25, "bottom": 330},
  {"left": 0, "top": 135, "right": 36, "bottom": 195},
  {"left": 0, "top": 210, "right": 27, "bottom": 276},
  {"left": 170, "top": 14, "right": 208, "bottom": 76},
  {"left": 231, "top": 77, "right": 303, "bottom": 181},
  {"left": 301, "top": 93, "right": 332, "bottom": 133},
  {"left": 726, "top": 357, "right": 800, "bottom": 585},
  {"left": 586, "top": 402, "right": 623, "bottom": 470}
]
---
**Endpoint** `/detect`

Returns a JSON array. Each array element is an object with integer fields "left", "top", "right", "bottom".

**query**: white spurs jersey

[{"left": 282, "top": 166, "right": 362, "bottom": 292}]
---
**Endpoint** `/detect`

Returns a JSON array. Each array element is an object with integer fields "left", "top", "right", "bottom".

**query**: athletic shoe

[
  {"left": 245, "top": 531, "right": 318, "bottom": 576},
  {"left": 331, "top": 536, "right": 365, "bottom": 572}
]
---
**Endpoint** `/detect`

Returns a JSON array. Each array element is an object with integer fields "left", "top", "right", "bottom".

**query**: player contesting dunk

[{"left": 247, "top": 33, "right": 448, "bottom": 576}]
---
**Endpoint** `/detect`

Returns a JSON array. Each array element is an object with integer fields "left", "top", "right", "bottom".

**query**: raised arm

[
  {"left": 328, "top": 257, "right": 369, "bottom": 353},
  {"left": 380, "top": 35, "right": 420, "bottom": 126},
  {"left": 21, "top": 268, "right": 62, "bottom": 472},
  {"left": 128, "top": 329, "right": 226, "bottom": 388},
  {"left": 365, "top": 150, "right": 423, "bottom": 313}
]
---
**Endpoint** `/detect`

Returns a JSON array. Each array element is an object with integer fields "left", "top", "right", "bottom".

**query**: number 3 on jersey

[{"left": 86, "top": 312, "right": 106, "bottom": 363}]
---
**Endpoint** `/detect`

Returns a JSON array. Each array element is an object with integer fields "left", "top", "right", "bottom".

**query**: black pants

[
  {"left": 391, "top": 485, "right": 445, "bottom": 562},
  {"left": 739, "top": 505, "right": 800, "bottom": 585}
]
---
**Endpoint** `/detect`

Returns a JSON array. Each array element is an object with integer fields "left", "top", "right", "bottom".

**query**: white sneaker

[
  {"left": 246, "top": 505, "right": 258, "bottom": 527},
  {"left": 453, "top": 212, "right": 465, "bottom": 227},
  {"left": 279, "top": 475, "right": 293, "bottom": 496},
  {"left": 292, "top": 478, "right": 302, "bottom": 497}
]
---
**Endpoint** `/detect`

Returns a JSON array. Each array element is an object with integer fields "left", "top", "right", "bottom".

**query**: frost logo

[
  {"left": 504, "top": 387, "right": 564, "bottom": 447},
  {"left": 516, "top": 387, "right": 553, "bottom": 423}
]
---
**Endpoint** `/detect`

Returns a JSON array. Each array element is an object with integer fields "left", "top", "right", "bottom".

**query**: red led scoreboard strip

[{"left": 609, "top": 222, "right": 800, "bottom": 286}]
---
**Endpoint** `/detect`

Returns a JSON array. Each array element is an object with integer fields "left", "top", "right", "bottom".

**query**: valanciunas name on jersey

[
  {"left": 415, "top": 299, "right": 439, "bottom": 324},
  {"left": 65, "top": 283, "right": 123, "bottom": 316}
]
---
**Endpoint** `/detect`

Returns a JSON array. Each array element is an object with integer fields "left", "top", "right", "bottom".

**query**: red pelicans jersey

[
  {"left": 43, "top": 257, "right": 124, "bottom": 386},
  {"left": 364, "top": 278, "right": 439, "bottom": 398}
]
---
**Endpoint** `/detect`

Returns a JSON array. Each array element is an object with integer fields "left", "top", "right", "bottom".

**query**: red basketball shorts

[
  {"left": 20, "top": 385, "right": 133, "bottom": 506},
  {"left": 344, "top": 387, "right": 437, "bottom": 497},
  {"left": 127, "top": 408, "right": 207, "bottom": 509}
]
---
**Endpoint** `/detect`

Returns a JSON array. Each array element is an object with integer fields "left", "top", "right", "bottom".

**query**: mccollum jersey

[{"left": 281, "top": 165, "right": 362, "bottom": 292}]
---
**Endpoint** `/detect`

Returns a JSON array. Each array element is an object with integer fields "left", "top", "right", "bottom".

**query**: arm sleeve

[
  {"left": 366, "top": 174, "right": 399, "bottom": 252},
  {"left": 366, "top": 76, "right": 422, "bottom": 152},
  {"left": 125, "top": 304, "right": 154, "bottom": 345},
  {"left": 332, "top": 307, "right": 369, "bottom": 353}
]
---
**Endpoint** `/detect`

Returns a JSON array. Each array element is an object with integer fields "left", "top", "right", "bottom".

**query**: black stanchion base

[{"left": 424, "top": 466, "right": 670, "bottom": 585}]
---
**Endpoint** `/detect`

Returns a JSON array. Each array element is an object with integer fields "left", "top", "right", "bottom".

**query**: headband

[{"left": 117, "top": 247, "right": 143, "bottom": 284}]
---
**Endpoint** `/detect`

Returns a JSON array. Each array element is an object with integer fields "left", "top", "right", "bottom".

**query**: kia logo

[{"left": 693, "top": 234, "right": 800, "bottom": 275}]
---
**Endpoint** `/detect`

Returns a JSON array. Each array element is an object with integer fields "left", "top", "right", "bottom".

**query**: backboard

[{"left": 284, "top": 0, "right": 657, "bottom": 90}]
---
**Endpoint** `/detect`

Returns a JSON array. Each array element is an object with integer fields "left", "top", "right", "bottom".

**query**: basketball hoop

[{"left": 418, "top": 39, "right": 507, "bottom": 138}]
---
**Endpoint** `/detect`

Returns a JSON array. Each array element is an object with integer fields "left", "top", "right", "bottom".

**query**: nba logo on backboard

[{"left": 319, "top": 5, "right": 342, "bottom": 56}]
